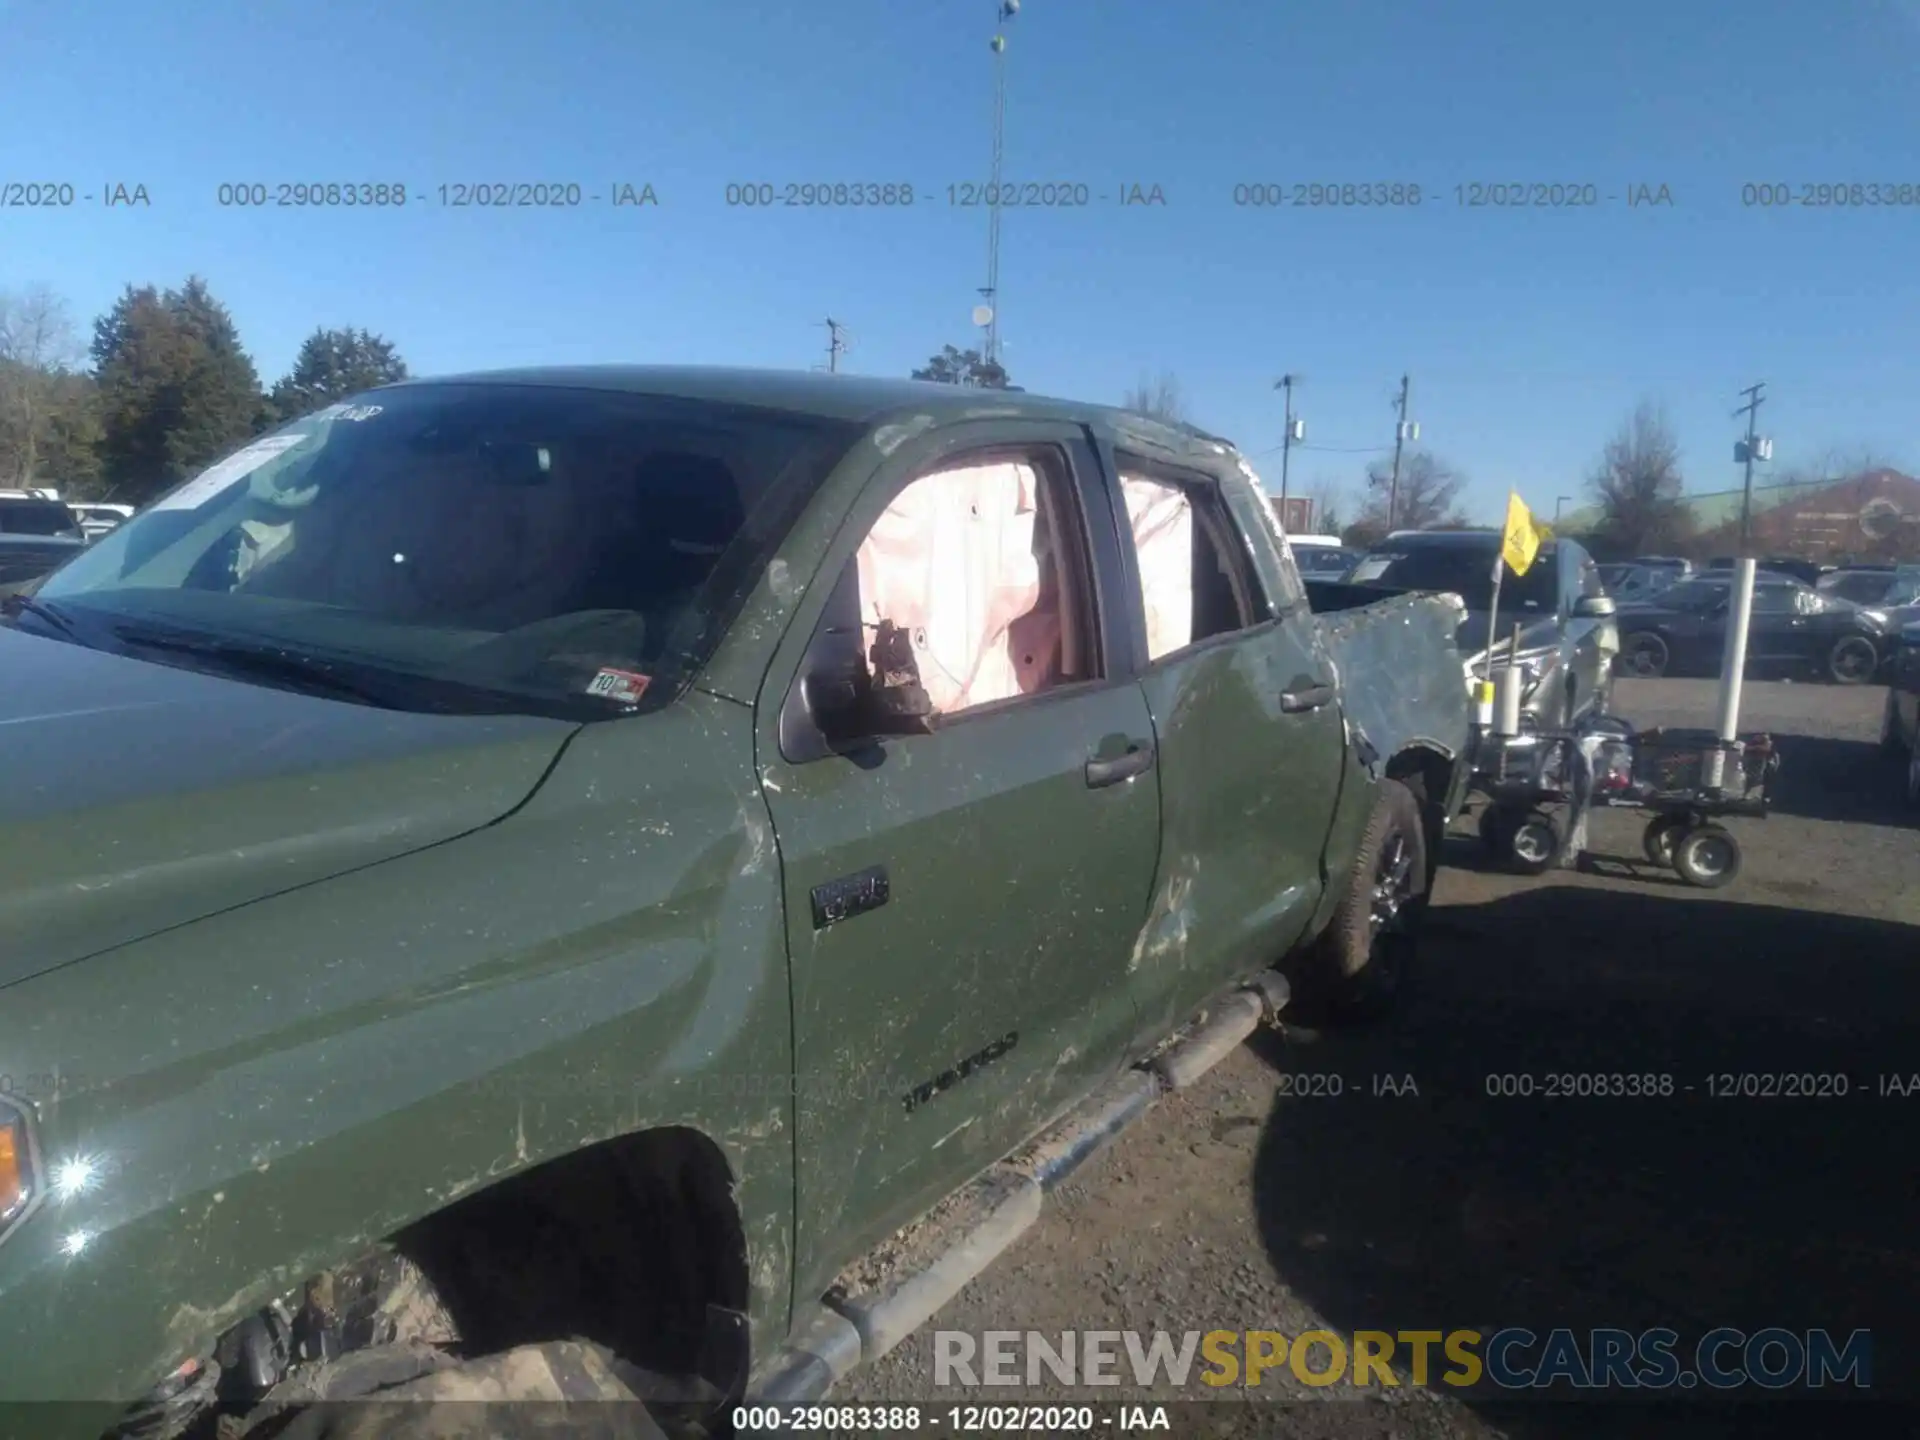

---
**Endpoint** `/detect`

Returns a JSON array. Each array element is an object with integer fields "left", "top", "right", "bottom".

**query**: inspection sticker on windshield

[
  {"left": 585, "top": 667, "right": 652, "bottom": 705},
  {"left": 151, "top": 435, "right": 309, "bottom": 512}
]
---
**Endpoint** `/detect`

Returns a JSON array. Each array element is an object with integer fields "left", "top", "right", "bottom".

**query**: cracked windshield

[{"left": 1, "top": 2, "right": 1915, "bottom": 1438}]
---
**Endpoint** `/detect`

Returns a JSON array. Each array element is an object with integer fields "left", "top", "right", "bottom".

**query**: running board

[{"left": 748, "top": 970, "right": 1290, "bottom": 1406}]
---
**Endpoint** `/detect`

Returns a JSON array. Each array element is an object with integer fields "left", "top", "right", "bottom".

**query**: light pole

[
  {"left": 1386, "top": 375, "right": 1415, "bottom": 532},
  {"left": 979, "top": 0, "right": 1019, "bottom": 370},
  {"left": 1733, "top": 383, "right": 1770, "bottom": 555},
  {"left": 1555, "top": 495, "right": 1571, "bottom": 524}
]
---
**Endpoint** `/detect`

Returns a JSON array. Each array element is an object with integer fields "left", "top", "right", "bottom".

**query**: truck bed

[{"left": 1304, "top": 578, "right": 1472, "bottom": 787}]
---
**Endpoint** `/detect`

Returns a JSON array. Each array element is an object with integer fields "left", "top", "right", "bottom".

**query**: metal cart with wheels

[
  {"left": 1594, "top": 727, "right": 1780, "bottom": 888},
  {"left": 1469, "top": 728, "right": 1585, "bottom": 876}
]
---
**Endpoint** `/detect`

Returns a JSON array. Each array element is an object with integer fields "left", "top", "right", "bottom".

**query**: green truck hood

[{"left": 0, "top": 627, "right": 578, "bottom": 989}]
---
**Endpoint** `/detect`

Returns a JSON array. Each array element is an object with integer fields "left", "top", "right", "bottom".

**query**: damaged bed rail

[{"left": 748, "top": 971, "right": 1291, "bottom": 1408}]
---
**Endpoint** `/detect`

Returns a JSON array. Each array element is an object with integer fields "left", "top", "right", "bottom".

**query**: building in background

[
  {"left": 1557, "top": 468, "right": 1920, "bottom": 563},
  {"left": 1268, "top": 494, "right": 1314, "bottom": 534}
]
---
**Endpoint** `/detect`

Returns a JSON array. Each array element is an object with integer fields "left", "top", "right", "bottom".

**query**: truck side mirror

[
  {"left": 809, "top": 670, "right": 936, "bottom": 743},
  {"left": 1572, "top": 594, "right": 1616, "bottom": 619}
]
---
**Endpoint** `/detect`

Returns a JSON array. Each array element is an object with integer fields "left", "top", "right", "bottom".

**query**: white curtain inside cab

[
  {"left": 855, "top": 459, "right": 1063, "bottom": 713},
  {"left": 1120, "top": 475, "right": 1194, "bottom": 661}
]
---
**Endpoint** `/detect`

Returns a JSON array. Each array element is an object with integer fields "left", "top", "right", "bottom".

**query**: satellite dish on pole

[{"left": 971, "top": 304, "right": 994, "bottom": 327}]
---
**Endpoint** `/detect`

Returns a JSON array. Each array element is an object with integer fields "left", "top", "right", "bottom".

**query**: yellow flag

[{"left": 1501, "top": 491, "right": 1541, "bottom": 575}]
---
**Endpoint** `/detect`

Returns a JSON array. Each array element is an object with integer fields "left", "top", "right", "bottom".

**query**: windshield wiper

[
  {"left": 0, "top": 594, "right": 119, "bottom": 648},
  {"left": 110, "top": 628, "right": 412, "bottom": 710}
]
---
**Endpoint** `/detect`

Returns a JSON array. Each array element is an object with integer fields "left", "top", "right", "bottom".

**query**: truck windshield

[
  {"left": 27, "top": 384, "right": 860, "bottom": 720},
  {"left": 1347, "top": 543, "right": 1557, "bottom": 612}
]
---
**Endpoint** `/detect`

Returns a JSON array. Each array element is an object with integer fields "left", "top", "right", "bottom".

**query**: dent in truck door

[
  {"left": 754, "top": 421, "right": 1160, "bottom": 1306},
  {"left": 1106, "top": 451, "right": 1348, "bottom": 1045}
]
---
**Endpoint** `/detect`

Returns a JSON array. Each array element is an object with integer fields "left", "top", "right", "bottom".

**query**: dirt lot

[{"left": 853, "top": 679, "right": 1920, "bottom": 1436}]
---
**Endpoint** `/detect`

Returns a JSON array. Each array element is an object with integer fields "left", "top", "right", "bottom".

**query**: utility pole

[
  {"left": 1733, "top": 382, "right": 1768, "bottom": 554},
  {"left": 1386, "top": 374, "right": 1413, "bottom": 532},
  {"left": 980, "top": 0, "right": 1019, "bottom": 369},
  {"left": 823, "top": 317, "right": 848, "bottom": 374},
  {"left": 1275, "top": 374, "right": 1303, "bottom": 515}
]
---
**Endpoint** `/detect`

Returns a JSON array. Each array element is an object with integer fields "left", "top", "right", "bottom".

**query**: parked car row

[{"left": 1610, "top": 571, "right": 1901, "bottom": 683}]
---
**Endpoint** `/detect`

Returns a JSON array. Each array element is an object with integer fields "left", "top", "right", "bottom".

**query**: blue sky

[{"left": 5, "top": 0, "right": 1920, "bottom": 523}]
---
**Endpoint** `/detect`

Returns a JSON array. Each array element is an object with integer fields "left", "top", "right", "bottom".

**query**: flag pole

[{"left": 1475, "top": 550, "right": 1503, "bottom": 729}]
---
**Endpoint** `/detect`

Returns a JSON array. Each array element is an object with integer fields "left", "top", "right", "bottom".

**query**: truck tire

[{"left": 1306, "top": 777, "right": 1428, "bottom": 1024}]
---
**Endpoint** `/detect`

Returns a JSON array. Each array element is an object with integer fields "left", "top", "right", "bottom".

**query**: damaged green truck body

[{"left": 0, "top": 369, "right": 1470, "bottom": 1434}]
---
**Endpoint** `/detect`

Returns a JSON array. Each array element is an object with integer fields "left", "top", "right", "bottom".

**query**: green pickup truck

[{"left": 0, "top": 369, "right": 1471, "bottom": 1438}]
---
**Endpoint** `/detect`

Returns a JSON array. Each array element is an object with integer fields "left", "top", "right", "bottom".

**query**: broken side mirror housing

[{"left": 808, "top": 670, "right": 936, "bottom": 744}]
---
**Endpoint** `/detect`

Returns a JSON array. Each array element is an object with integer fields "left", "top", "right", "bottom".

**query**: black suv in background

[
  {"left": 1614, "top": 571, "right": 1892, "bottom": 683},
  {"left": 1344, "top": 529, "right": 1618, "bottom": 729},
  {"left": 0, "top": 494, "right": 87, "bottom": 597}
]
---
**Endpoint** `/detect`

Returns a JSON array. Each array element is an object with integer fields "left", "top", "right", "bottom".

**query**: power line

[{"left": 1249, "top": 441, "right": 1392, "bottom": 458}]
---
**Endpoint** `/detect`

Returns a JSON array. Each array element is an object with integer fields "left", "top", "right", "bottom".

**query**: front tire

[
  {"left": 1307, "top": 778, "right": 1428, "bottom": 1024},
  {"left": 1828, "top": 635, "right": 1879, "bottom": 686},
  {"left": 1619, "top": 632, "right": 1670, "bottom": 678}
]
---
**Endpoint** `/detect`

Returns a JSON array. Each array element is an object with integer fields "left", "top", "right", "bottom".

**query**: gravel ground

[{"left": 844, "top": 679, "right": 1920, "bottom": 1436}]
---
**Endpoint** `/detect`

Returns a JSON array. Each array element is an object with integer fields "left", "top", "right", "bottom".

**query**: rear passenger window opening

[{"left": 1116, "top": 461, "right": 1271, "bottom": 663}]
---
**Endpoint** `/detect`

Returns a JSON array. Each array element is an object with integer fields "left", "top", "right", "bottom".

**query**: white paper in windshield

[
  {"left": 150, "top": 435, "right": 310, "bottom": 512},
  {"left": 1347, "top": 556, "right": 1395, "bottom": 584}
]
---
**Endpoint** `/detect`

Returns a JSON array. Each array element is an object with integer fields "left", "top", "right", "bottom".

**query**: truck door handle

[
  {"left": 1085, "top": 744, "right": 1155, "bottom": 788},
  {"left": 1280, "top": 679, "right": 1336, "bottom": 713}
]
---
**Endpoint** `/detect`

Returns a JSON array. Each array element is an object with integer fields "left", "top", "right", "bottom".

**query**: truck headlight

[{"left": 0, "top": 1095, "right": 42, "bottom": 1240}]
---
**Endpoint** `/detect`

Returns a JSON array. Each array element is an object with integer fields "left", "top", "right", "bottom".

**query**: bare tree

[
  {"left": 1346, "top": 450, "right": 1468, "bottom": 547},
  {"left": 1308, "top": 477, "right": 1350, "bottom": 537},
  {"left": 0, "top": 284, "right": 88, "bottom": 487},
  {"left": 1587, "top": 401, "right": 1691, "bottom": 559},
  {"left": 1120, "top": 371, "right": 1188, "bottom": 424}
]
